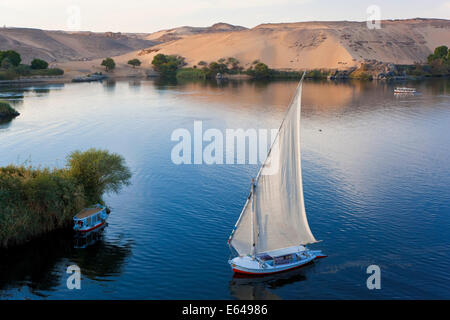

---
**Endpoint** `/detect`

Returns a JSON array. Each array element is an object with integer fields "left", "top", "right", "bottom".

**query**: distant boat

[
  {"left": 72, "top": 73, "right": 107, "bottom": 83},
  {"left": 215, "top": 72, "right": 228, "bottom": 80},
  {"left": 73, "top": 204, "right": 110, "bottom": 233},
  {"left": 394, "top": 87, "right": 416, "bottom": 94},
  {"left": 227, "top": 73, "right": 326, "bottom": 276}
]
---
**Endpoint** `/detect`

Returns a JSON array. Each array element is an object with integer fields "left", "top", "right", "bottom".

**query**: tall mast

[{"left": 250, "top": 178, "right": 256, "bottom": 258}]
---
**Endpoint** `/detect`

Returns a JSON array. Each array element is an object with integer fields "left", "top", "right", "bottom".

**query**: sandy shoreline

[
  {"left": 0, "top": 74, "right": 153, "bottom": 86},
  {"left": 0, "top": 73, "right": 446, "bottom": 87}
]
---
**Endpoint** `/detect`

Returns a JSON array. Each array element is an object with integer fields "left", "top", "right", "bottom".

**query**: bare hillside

[
  {"left": 7, "top": 19, "right": 448, "bottom": 77},
  {"left": 145, "top": 23, "right": 247, "bottom": 42},
  {"left": 132, "top": 19, "right": 450, "bottom": 70},
  {"left": 0, "top": 28, "right": 155, "bottom": 63}
]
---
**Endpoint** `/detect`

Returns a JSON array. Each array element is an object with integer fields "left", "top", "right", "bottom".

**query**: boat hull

[
  {"left": 73, "top": 205, "right": 109, "bottom": 233},
  {"left": 78, "top": 221, "right": 106, "bottom": 233},
  {"left": 394, "top": 88, "right": 416, "bottom": 94},
  {"left": 229, "top": 248, "right": 326, "bottom": 276}
]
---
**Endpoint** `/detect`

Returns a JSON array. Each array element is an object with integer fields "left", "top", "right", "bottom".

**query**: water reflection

[
  {"left": 0, "top": 83, "right": 64, "bottom": 100},
  {"left": 159, "top": 78, "right": 448, "bottom": 118},
  {"left": 0, "top": 118, "right": 14, "bottom": 128},
  {"left": 153, "top": 77, "right": 178, "bottom": 89},
  {"left": 31, "top": 88, "right": 51, "bottom": 96},
  {"left": 166, "top": 79, "right": 357, "bottom": 114},
  {"left": 229, "top": 264, "right": 315, "bottom": 300},
  {"left": 0, "top": 92, "right": 24, "bottom": 100},
  {"left": 74, "top": 225, "right": 106, "bottom": 249},
  {"left": 103, "top": 80, "right": 117, "bottom": 92},
  {"left": 0, "top": 228, "right": 132, "bottom": 297},
  {"left": 128, "top": 80, "right": 141, "bottom": 90},
  {"left": 0, "top": 78, "right": 449, "bottom": 299},
  {"left": 72, "top": 232, "right": 133, "bottom": 280}
]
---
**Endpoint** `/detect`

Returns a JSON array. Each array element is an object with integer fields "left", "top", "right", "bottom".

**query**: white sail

[{"left": 230, "top": 76, "right": 317, "bottom": 256}]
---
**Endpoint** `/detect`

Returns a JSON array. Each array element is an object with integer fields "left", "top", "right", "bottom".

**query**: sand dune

[
  {"left": 145, "top": 23, "right": 247, "bottom": 42},
  {"left": 0, "top": 28, "right": 155, "bottom": 63},
  {"left": 129, "top": 19, "right": 450, "bottom": 70}
]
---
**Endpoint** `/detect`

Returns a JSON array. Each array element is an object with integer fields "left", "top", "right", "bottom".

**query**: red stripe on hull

[
  {"left": 232, "top": 256, "right": 327, "bottom": 276},
  {"left": 80, "top": 221, "right": 105, "bottom": 233}
]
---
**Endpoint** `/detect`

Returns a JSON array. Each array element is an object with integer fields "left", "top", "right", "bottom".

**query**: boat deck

[{"left": 75, "top": 207, "right": 103, "bottom": 219}]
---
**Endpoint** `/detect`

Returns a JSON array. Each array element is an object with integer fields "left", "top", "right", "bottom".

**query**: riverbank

[
  {"left": 174, "top": 66, "right": 449, "bottom": 81},
  {"left": 0, "top": 74, "right": 151, "bottom": 86},
  {"left": 152, "top": 51, "right": 449, "bottom": 81},
  {"left": 0, "top": 149, "right": 131, "bottom": 248},
  {"left": 0, "top": 71, "right": 447, "bottom": 88},
  {"left": 0, "top": 76, "right": 70, "bottom": 86}
]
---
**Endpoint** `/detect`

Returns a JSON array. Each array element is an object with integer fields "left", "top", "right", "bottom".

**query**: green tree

[
  {"left": 101, "top": 58, "right": 116, "bottom": 71},
  {"left": 14, "top": 64, "right": 31, "bottom": 76},
  {"left": 434, "top": 46, "right": 448, "bottom": 59},
  {"left": 226, "top": 57, "right": 240, "bottom": 72},
  {"left": 247, "top": 62, "right": 272, "bottom": 79},
  {"left": 0, "top": 50, "right": 21, "bottom": 66},
  {"left": 30, "top": 58, "right": 49, "bottom": 70},
  {"left": 208, "top": 61, "right": 228, "bottom": 74},
  {"left": 426, "top": 45, "right": 450, "bottom": 75},
  {"left": 428, "top": 46, "right": 449, "bottom": 64},
  {"left": 67, "top": 148, "right": 132, "bottom": 204},
  {"left": 1, "top": 58, "right": 13, "bottom": 69},
  {"left": 152, "top": 53, "right": 168, "bottom": 70},
  {"left": 127, "top": 58, "right": 141, "bottom": 68},
  {"left": 152, "top": 54, "right": 186, "bottom": 77}
]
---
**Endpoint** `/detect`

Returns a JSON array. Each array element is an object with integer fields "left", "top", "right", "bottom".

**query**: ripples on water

[{"left": 0, "top": 79, "right": 449, "bottom": 299}]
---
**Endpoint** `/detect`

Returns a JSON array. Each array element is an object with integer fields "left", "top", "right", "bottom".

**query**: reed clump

[
  {"left": 0, "top": 101, "right": 20, "bottom": 120},
  {"left": 0, "top": 149, "right": 131, "bottom": 248}
]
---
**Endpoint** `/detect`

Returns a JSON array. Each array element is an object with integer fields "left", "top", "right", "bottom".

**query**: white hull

[
  {"left": 229, "top": 246, "right": 326, "bottom": 275},
  {"left": 394, "top": 87, "right": 416, "bottom": 94}
]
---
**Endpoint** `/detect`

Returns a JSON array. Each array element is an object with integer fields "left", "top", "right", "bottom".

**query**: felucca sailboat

[{"left": 228, "top": 74, "right": 326, "bottom": 275}]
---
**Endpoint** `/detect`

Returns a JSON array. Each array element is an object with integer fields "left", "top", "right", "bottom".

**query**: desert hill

[
  {"left": 131, "top": 18, "right": 450, "bottom": 70},
  {"left": 2, "top": 19, "right": 448, "bottom": 78},
  {"left": 145, "top": 23, "right": 247, "bottom": 42},
  {"left": 0, "top": 28, "right": 155, "bottom": 63}
]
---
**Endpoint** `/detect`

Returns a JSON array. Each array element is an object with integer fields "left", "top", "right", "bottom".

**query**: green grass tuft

[{"left": 176, "top": 68, "right": 207, "bottom": 80}]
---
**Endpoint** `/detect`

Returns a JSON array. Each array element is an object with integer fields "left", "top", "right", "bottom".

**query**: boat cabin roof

[
  {"left": 75, "top": 207, "right": 102, "bottom": 219},
  {"left": 262, "top": 245, "right": 306, "bottom": 258}
]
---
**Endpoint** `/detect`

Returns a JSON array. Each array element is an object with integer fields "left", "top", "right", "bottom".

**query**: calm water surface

[{"left": 0, "top": 78, "right": 449, "bottom": 299}]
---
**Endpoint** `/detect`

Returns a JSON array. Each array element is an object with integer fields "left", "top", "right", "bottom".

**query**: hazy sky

[{"left": 1, "top": 0, "right": 449, "bottom": 33}]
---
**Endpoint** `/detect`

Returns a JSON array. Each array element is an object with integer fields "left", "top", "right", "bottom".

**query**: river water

[{"left": 0, "top": 78, "right": 449, "bottom": 299}]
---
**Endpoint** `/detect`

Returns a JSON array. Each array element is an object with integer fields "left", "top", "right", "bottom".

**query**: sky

[{"left": 0, "top": 0, "right": 449, "bottom": 33}]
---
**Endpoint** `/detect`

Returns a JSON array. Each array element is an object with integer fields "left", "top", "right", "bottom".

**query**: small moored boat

[
  {"left": 73, "top": 204, "right": 110, "bottom": 233},
  {"left": 228, "top": 73, "right": 326, "bottom": 276},
  {"left": 394, "top": 87, "right": 416, "bottom": 94}
]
